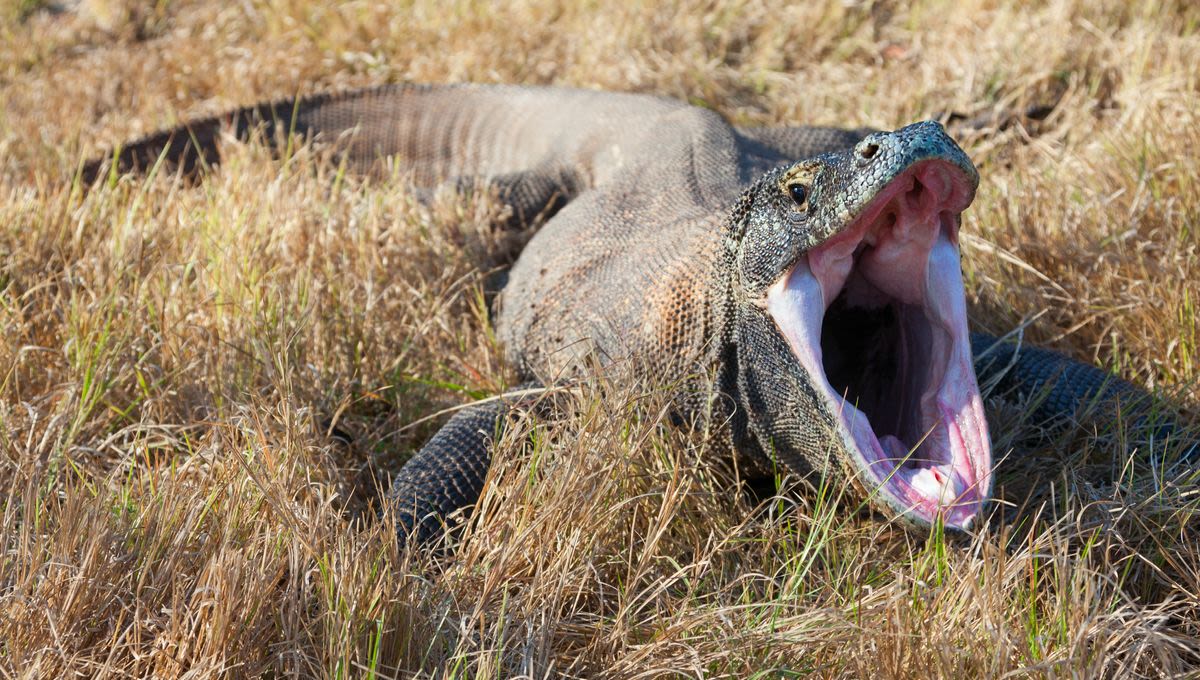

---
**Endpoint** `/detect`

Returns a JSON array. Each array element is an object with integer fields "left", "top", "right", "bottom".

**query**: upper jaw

[
  {"left": 766, "top": 158, "right": 992, "bottom": 530},
  {"left": 804, "top": 121, "right": 979, "bottom": 248}
]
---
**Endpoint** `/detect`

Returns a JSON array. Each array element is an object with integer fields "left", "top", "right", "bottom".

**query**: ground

[{"left": 0, "top": 0, "right": 1198, "bottom": 677}]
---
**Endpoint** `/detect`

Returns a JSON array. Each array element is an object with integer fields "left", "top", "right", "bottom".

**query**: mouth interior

[
  {"left": 821, "top": 275, "right": 949, "bottom": 472},
  {"left": 765, "top": 160, "right": 992, "bottom": 529}
]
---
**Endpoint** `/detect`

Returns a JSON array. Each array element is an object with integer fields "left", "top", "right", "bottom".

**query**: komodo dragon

[{"left": 81, "top": 83, "right": 1190, "bottom": 543}]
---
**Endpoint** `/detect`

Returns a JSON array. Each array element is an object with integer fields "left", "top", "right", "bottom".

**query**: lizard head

[{"left": 725, "top": 121, "right": 991, "bottom": 531}]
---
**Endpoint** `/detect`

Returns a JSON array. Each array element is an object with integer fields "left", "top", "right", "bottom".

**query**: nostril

[{"left": 859, "top": 142, "right": 880, "bottom": 160}]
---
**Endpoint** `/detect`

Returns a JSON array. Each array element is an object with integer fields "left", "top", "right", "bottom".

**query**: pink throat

[{"left": 766, "top": 161, "right": 992, "bottom": 529}]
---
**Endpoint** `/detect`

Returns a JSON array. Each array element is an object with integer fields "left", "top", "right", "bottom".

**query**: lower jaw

[{"left": 832, "top": 407, "right": 988, "bottom": 530}]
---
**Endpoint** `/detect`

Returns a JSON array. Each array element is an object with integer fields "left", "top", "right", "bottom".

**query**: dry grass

[{"left": 1, "top": 0, "right": 1199, "bottom": 677}]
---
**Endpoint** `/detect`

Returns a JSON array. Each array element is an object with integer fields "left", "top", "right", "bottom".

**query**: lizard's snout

[{"left": 853, "top": 122, "right": 969, "bottom": 169}]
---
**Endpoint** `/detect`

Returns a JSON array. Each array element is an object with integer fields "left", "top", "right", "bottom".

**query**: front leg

[{"left": 388, "top": 385, "right": 543, "bottom": 546}]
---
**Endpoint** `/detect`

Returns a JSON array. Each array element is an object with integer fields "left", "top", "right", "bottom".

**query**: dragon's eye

[
  {"left": 787, "top": 183, "right": 808, "bottom": 207},
  {"left": 780, "top": 162, "right": 818, "bottom": 210}
]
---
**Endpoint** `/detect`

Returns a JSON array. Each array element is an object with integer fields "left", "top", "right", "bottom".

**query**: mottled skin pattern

[{"left": 83, "top": 83, "right": 1185, "bottom": 544}]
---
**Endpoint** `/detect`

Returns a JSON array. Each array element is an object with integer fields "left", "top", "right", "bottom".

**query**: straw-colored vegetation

[{"left": 1, "top": 0, "right": 1198, "bottom": 676}]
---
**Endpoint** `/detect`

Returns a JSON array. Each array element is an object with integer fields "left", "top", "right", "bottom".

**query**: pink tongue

[
  {"left": 906, "top": 467, "right": 960, "bottom": 505},
  {"left": 882, "top": 433, "right": 961, "bottom": 507}
]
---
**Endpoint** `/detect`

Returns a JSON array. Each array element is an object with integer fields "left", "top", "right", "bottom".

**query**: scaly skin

[{"left": 82, "top": 84, "right": 1193, "bottom": 544}]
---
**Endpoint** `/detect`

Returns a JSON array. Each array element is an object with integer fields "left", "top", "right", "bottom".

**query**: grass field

[{"left": 1, "top": 0, "right": 1199, "bottom": 676}]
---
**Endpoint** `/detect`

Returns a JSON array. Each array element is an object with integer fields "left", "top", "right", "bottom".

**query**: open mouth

[{"left": 766, "top": 160, "right": 992, "bottom": 529}]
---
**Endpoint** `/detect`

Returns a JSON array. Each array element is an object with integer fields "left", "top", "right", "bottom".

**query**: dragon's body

[{"left": 85, "top": 84, "right": 1185, "bottom": 543}]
